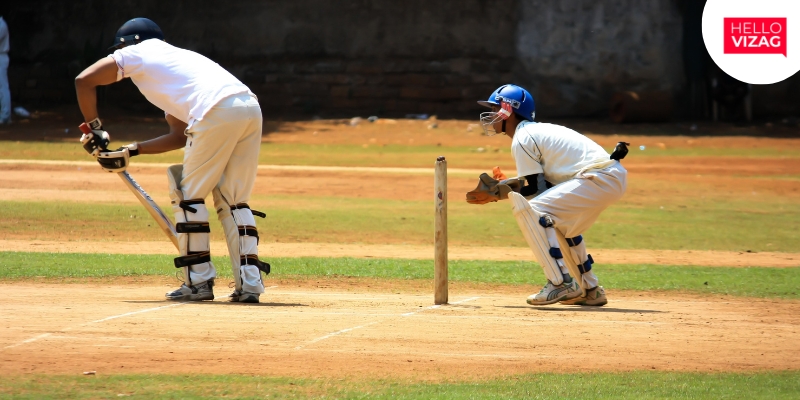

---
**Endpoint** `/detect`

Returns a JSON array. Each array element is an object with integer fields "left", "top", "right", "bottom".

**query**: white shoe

[
  {"left": 559, "top": 286, "right": 608, "bottom": 306},
  {"left": 228, "top": 289, "right": 260, "bottom": 303},
  {"left": 165, "top": 280, "right": 214, "bottom": 301},
  {"left": 526, "top": 280, "right": 582, "bottom": 305}
]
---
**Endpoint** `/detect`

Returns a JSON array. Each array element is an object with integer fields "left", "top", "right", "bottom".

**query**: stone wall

[
  {"left": 2, "top": 0, "right": 798, "bottom": 119},
  {"left": 516, "top": 0, "right": 685, "bottom": 117},
  {"left": 5, "top": 0, "right": 518, "bottom": 117}
]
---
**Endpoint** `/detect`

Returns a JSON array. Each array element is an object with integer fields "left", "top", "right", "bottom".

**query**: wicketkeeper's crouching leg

[
  {"left": 509, "top": 192, "right": 582, "bottom": 305},
  {"left": 213, "top": 189, "right": 269, "bottom": 303},
  {"left": 558, "top": 236, "right": 607, "bottom": 306},
  {"left": 165, "top": 164, "right": 216, "bottom": 301}
]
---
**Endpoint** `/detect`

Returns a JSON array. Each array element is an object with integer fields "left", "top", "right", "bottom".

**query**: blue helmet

[
  {"left": 477, "top": 84, "right": 536, "bottom": 122},
  {"left": 109, "top": 18, "right": 164, "bottom": 50}
]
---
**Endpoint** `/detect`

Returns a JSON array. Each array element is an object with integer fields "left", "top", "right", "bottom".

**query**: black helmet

[{"left": 109, "top": 18, "right": 164, "bottom": 50}]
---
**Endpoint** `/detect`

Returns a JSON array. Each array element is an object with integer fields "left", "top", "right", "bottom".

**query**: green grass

[
  {"left": 589, "top": 199, "right": 800, "bottom": 251},
  {"left": 0, "top": 141, "right": 512, "bottom": 168},
  {"left": 1, "top": 371, "right": 798, "bottom": 399},
  {"left": 259, "top": 143, "right": 513, "bottom": 168},
  {"left": 2, "top": 252, "right": 798, "bottom": 299},
  {"left": 2, "top": 140, "right": 799, "bottom": 169},
  {"left": 3, "top": 192, "right": 800, "bottom": 251}
]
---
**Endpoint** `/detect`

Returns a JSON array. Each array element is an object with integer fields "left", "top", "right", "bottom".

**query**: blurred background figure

[{"left": 0, "top": 15, "right": 10, "bottom": 124}]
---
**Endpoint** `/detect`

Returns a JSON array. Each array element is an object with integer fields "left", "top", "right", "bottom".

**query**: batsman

[
  {"left": 74, "top": 18, "right": 269, "bottom": 303},
  {"left": 467, "top": 84, "right": 629, "bottom": 306}
]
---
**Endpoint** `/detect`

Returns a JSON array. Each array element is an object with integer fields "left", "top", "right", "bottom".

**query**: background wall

[
  {"left": 2, "top": 0, "right": 798, "bottom": 119},
  {"left": 516, "top": 0, "right": 684, "bottom": 117}
]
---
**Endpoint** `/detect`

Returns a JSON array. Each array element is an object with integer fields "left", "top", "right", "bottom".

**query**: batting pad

[
  {"left": 509, "top": 192, "right": 564, "bottom": 285},
  {"left": 213, "top": 188, "right": 264, "bottom": 294},
  {"left": 168, "top": 164, "right": 215, "bottom": 286},
  {"left": 556, "top": 233, "right": 588, "bottom": 297},
  {"left": 212, "top": 188, "right": 241, "bottom": 290}
]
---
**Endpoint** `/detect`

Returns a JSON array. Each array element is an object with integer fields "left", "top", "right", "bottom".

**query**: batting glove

[{"left": 79, "top": 118, "right": 110, "bottom": 157}]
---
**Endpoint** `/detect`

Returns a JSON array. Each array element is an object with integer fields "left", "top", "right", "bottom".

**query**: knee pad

[
  {"left": 565, "top": 235, "right": 593, "bottom": 273},
  {"left": 562, "top": 234, "right": 594, "bottom": 294}
]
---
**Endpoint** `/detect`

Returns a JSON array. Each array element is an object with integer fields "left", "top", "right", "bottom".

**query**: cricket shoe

[
  {"left": 165, "top": 280, "right": 214, "bottom": 301},
  {"left": 228, "top": 289, "right": 260, "bottom": 304},
  {"left": 559, "top": 286, "right": 608, "bottom": 306},
  {"left": 526, "top": 280, "right": 582, "bottom": 306}
]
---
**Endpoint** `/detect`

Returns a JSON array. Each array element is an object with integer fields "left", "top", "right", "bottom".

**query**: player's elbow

[
  {"left": 74, "top": 68, "right": 104, "bottom": 89},
  {"left": 74, "top": 73, "right": 91, "bottom": 89}
]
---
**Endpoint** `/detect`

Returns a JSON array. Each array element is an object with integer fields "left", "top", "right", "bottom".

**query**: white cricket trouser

[
  {"left": 178, "top": 93, "right": 262, "bottom": 286},
  {"left": 529, "top": 162, "right": 627, "bottom": 238}
]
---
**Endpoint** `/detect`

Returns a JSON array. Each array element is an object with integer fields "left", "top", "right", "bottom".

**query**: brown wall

[{"left": 3, "top": 0, "right": 799, "bottom": 119}]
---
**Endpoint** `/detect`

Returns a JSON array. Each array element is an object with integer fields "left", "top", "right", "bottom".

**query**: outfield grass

[
  {"left": 1, "top": 252, "right": 798, "bottom": 299},
  {"left": 0, "top": 141, "right": 514, "bottom": 168},
  {"left": 1, "top": 371, "right": 797, "bottom": 399},
  {"left": 2, "top": 192, "right": 799, "bottom": 251},
  {"left": 1, "top": 140, "right": 798, "bottom": 168}
]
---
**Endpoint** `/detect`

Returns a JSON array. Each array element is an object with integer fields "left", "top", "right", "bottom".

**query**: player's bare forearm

[
  {"left": 136, "top": 115, "right": 188, "bottom": 154},
  {"left": 74, "top": 57, "right": 119, "bottom": 122}
]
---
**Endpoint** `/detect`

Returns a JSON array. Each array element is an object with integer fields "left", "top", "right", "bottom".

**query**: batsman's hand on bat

[
  {"left": 466, "top": 167, "right": 523, "bottom": 205},
  {"left": 79, "top": 119, "right": 139, "bottom": 173},
  {"left": 79, "top": 118, "right": 110, "bottom": 157}
]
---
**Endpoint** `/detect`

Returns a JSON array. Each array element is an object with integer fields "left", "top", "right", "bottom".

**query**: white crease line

[
  {"left": 4, "top": 333, "right": 52, "bottom": 349},
  {"left": 2, "top": 303, "right": 186, "bottom": 350},
  {"left": 264, "top": 286, "right": 279, "bottom": 290},
  {"left": 295, "top": 297, "right": 481, "bottom": 349},
  {"left": 402, "top": 296, "right": 481, "bottom": 316},
  {"left": 86, "top": 303, "right": 185, "bottom": 324},
  {"left": 295, "top": 322, "right": 379, "bottom": 350}
]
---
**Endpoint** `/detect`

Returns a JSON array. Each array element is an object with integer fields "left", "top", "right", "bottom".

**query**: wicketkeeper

[
  {"left": 74, "top": 18, "right": 269, "bottom": 303},
  {"left": 467, "top": 84, "right": 629, "bottom": 306}
]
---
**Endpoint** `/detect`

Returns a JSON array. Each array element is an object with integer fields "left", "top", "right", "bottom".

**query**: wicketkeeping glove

[{"left": 465, "top": 173, "right": 524, "bottom": 205}]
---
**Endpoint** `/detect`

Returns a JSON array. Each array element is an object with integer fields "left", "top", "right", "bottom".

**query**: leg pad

[
  {"left": 176, "top": 222, "right": 210, "bottom": 233},
  {"left": 174, "top": 251, "right": 211, "bottom": 268},
  {"left": 238, "top": 225, "right": 259, "bottom": 244},
  {"left": 509, "top": 192, "right": 564, "bottom": 285},
  {"left": 566, "top": 235, "right": 583, "bottom": 247},
  {"left": 231, "top": 203, "right": 266, "bottom": 218},
  {"left": 241, "top": 254, "right": 270, "bottom": 275},
  {"left": 179, "top": 199, "right": 206, "bottom": 213},
  {"left": 578, "top": 254, "right": 594, "bottom": 274}
]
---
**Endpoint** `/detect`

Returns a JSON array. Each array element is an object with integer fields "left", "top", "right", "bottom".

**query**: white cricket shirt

[
  {"left": 510, "top": 121, "right": 613, "bottom": 185},
  {"left": 110, "top": 39, "right": 251, "bottom": 127}
]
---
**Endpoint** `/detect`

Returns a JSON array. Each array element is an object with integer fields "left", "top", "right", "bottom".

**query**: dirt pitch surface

[
  {"left": 2, "top": 279, "right": 799, "bottom": 380},
  {"left": 2, "top": 117, "right": 800, "bottom": 379}
]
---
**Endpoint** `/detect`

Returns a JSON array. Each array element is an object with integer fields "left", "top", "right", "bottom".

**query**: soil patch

[{"left": 1, "top": 279, "right": 798, "bottom": 379}]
